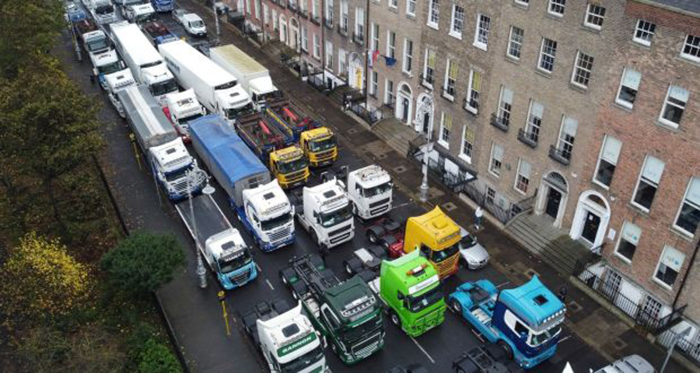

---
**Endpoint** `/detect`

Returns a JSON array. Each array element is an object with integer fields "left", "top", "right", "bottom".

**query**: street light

[
  {"left": 212, "top": 1, "right": 221, "bottom": 39},
  {"left": 417, "top": 97, "right": 434, "bottom": 203},
  {"left": 186, "top": 166, "right": 210, "bottom": 289}
]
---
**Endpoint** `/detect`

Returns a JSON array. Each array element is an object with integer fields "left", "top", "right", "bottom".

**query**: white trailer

[
  {"left": 110, "top": 21, "right": 178, "bottom": 103},
  {"left": 210, "top": 44, "right": 282, "bottom": 110},
  {"left": 159, "top": 40, "right": 254, "bottom": 124}
]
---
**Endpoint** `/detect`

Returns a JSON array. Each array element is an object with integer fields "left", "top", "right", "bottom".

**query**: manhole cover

[
  {"left": 525, "top": 269, "right": 539, "bottom": 278},
  {"left": 567, "top": 300, "right": 582, "bottom": 313},
  {"left": 393, "top": 166, "right": 407, "bottom": 174},
  {"left": 347, "top": 128, "right": 358, "bottom": 134},
  {"left": 443, "top": 202, "right": 457, "bottom": 212},
  {"left": 377, "top": 153, "right": 387, "bottom": 160},
  {"left": 613, "top": 338, "right": 627, "bottom": 350}
]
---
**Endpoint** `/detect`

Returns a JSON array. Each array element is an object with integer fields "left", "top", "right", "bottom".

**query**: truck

[
  {"left": 279, "top": 254, "right": 385, "bottom": 364},
  {"left": 163, "top": 89, "right": 206, "bottom": 142},
  {"left": 89, "top": 49, "right": 126, "bottom": 90},
  {"left": 241, "top": 300, "right": 328, "bottom": 373},
  {"left": 343, "top": 165, "right": 393, "bottom": 220},
  {"left": 403, "top": 207, "right": 461, "bottom": 279},
  {"left": 159, "top": 40, "right": 254, "bottom": 125},
  {"left": 269, "top": 99, "right": 321, "bottom": 141},
  {"left": 73, "top": 19, "right": 110, "bottom": 55},
  {"left": 142, "top": 21, "right": 179, "bottom": 46},
  {"left": 86, "top": 0, "right": 117, "bottom": 24},
  {"left": 110, "top": 21, "right": 179, "bottom": 103},
  {"left": 189, "top": 115, "right": 295, "bottom": 252},
  {"left": 210, "top": 44, "right": 283, "bottom": 110},
  {"left": 293, "top": 178, "right": 354, "bottom": 252},
  {"left": 151, "top": 0, "right": 174, "bottom": 12},
  {"left": 173, "top": 9, "right": 207, "bottom": 37},
  {"left": 105, "top": 68, "right": 137, "bottom": 117},
  {"left": 376, "top": 250, "right": 446, "bottom": 337},
  {"left": 448, "top": 276, "right": 566, "bottom": 369},
  {"left": 300, "top": 128, "right": 338, "bottom": 168},
  {"left": 118, "top": 85, "right": 206, "bottom": 200},
  {"left": 175, "top": 192, "right": 258, "bottom": 290},
  {"left": 123, "top": 2, "right": 156, "bottom": 23}
]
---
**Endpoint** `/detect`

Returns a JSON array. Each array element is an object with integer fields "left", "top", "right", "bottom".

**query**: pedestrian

[
  {"left": 558, "top": 285, "right": 568, "bottom": 302},
  {"left": 341, "top": 96, "right": 347, "bottom": 111},
  {"left": 474, "top": 206, "right": 483, "bottom": 230}
]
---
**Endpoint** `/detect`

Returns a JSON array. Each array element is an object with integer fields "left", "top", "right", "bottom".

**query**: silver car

[
  {"left": 458, "top": 227, "right": 489, "bottom": 270},
  {"left": 592, "top": 355, "right": 656, "bottom": 373}
]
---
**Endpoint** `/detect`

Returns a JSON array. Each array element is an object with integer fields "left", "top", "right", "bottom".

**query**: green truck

[
  {"left": 280, "top": 254, "right": 385, "bottom": 364},
  {"left": 377, "top": 250, "right": 446, "bottom": 337}
]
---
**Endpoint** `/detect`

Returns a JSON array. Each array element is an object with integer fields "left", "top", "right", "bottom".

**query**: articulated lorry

[
  {"left": 118, "top": 85, "right": 206, "bottom": 200},
  {"left": 280, "top": 255, "right": 385, "bottom": 364},
  {"left": 175, "top": 192, "right": 258, "bottom": 290},
  {"left": 448, "top": 276, "right": 566, "bottom": 369},
  {"left": 343, "top": 165, "right": 393, "bottom": 220},
  {"left": 89, "top": 49, "right": 125, "bottom": 90},
  {"left": 110, "top": 21, "right": 178, "bottom": 103},
  {"left": 189, "top": 115, "right": 295, "bottom": 252},
  {"left": 293, "top": 178, "right": 354, "bottom": 252},
  {"left": 241, "top": 300, "right": 328, "bottom": 373},
  {"left": 404, "top": 207, "right": 461, "bottom": 279},
  {"left": 105, "top": 68, "right": 136, "bottom": 117},
  {"left": 159, "top": 40, "right": 254, "bottom": 125},
  {"left": 163, "top": 89, "right": 206, "bottom": 142},
  {"left": 210, "top": 44, "right": 283, "bottom": 110}
]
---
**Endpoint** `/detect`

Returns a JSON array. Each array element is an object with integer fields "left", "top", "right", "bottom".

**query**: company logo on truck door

[
  {"left": 408, "top": 274, "right": 439, "bottom": 295},
  {"left": 277, "top": 332, "right": 317, "bottom": 357}
]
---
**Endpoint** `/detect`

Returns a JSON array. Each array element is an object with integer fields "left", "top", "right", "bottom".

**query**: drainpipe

[
  {"left": 320, "top": 0, "right": 325, "bottom": 84},
  {"left": 363, "top": 0, "right": 369, "bottom": 105},
  {"left": 671, "top": 234, "right": 700, "bottom": 311}
]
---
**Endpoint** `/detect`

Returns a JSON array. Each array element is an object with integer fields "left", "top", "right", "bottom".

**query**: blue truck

[
  {"left": 448, "top": 276, "right": 566, "bottom": 370},
  {"left": 189, "top": 115, "right": 296, "bottom": 252},
  {"left": 151, "top": 0, "right": 173, "bottom": 12}
]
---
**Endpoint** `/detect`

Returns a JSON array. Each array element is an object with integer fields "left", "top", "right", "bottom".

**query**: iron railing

[
  {"left": 657, "top": 327, "right": 700, "bottom": 367},
  {"left": 517, "top": 128, "right": 538, "bottom": 148}
]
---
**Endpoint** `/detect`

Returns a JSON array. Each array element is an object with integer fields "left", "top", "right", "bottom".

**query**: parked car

[
  {"left": 458, "top": 226, "right": 489, "bottom": 270},
  {"left": 592, "top": 355, "right": 656, "bottom": 373}
]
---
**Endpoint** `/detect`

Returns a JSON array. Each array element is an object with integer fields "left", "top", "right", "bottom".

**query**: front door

[
  {"left": 545, "top": 188, "right": 562, "bottom": 219},
  {"left": 581, "top": 210, "right": 601, "bottom": 244},
  {"left": 422, "top": 112, "right": 430, "bottom": 133},
  {"left": 401, "top": 98, "right": 409, "bottom": 122}
]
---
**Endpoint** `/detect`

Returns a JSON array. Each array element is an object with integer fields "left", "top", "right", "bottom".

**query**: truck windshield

[
  {"left": 151, "top": 79, "right": 178, "bottom": 97},
  {"left": 141, "top": 60, "right": 163, "bottom": 69},
  {"left": 87, "top": 38, "right": 109, "bottom": 52},
  {"left": 341, "top": 314, "right": 382, "bottom": 342},
  {"left": 319, "top": 205, "right": 352, "bottom": 228},
  {"left": 406, "top": 283, "right": 443, "bottom": 313},
  {"left": 99, "top": 61, "right": 122, "bottom": 75},
  {"left": 135, "top": 12, "right": 155, "bottom": 23},
  {"left": 279, "top": 345, "right": 324, "bottom": 373},
  {"left": 225, "top": 103, "right": 254, "bottom": 121},
  {"left": 260, "top": 212, "right": 293, "bottom": 232},
  {"left": 277, "top": 158, "right": 308, "bottom": 174},
  {"left": 431, "top": 242, "right": 460, "bottom": 263},
  {"left": 218, "top": 249, "right": 252, "bottom": 274},
  {"left": 96, "top": 5, "right": 114, "bottom": 14},
  {"left": 362, "top": 182, "right": 392, "bottom": 198},
  {"left": 309, "top": 137, "right": 336, "bottom": 152},
  {"left": 529, "top": 324, "right": 562, "bottom": 347},
  {"left": 164, "top": 166, "right": 191, "bottom": 182}
]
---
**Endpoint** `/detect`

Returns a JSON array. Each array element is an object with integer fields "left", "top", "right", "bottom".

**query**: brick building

[{"left": 319, "top": 0, "right": 367, "bottom": 89}]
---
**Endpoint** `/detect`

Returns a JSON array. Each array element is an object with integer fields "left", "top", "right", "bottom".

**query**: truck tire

[
  {"left": 367, "top": 229, "right": 380, "bottom": 244},
  {"left": 344, "top": 261, "right": 353, "bottom": 275},
  {"left": 497, "top": 340, "right": 514, "bottom": 361},
  {"left": 450, "top": 299, "right": 463, "bottom": 315},
  {"left": 389, "top": 310, "right": 402, "bottom": 329}
]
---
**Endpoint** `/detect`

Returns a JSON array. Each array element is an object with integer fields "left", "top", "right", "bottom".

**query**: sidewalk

[{"left": 180, "top": 4, "right": 694, "bottom": 372}]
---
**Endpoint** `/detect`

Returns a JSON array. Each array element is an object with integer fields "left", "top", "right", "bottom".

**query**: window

[
  {"left": 325, "top": 40, "right": 333, "bottom": 68},
  {"left": 507, "top": 26, "right": 524, "bottom": 59},
  {"left": 659, "top": 85, "right": 689, "bottom": 128},
  {"left": 615, "top": 68, "right": 641, "bottom": 108},
  {"left": 370, "top": 71, "right": 378, "bottom": 97},
  {"left": 525, "top": 101, "right": 544, "bottom": 143},
  {"left": 515, "top": 320, "right": 528, "bottom": 336},
  {"left": 460, "top": 126, "right": 474, "bottom": 162},
  {"left": 548, "top": 0, "right": 565, "bottom": 16},
  {"left": 450, "top": 5, "right": 465, "bottom": 38},
  {"left": 312, "top": 0, "right": 319, "bottom": 18},
  {"left": 300, "top": 0, "right": 306, "bottom": 12},
  {"left": 465, "top": 70, "right": 481, "bottom": 114},
  {"left": 387, "top": 31, "right": 396, "bottom": 59},
  {"left": 254, "top": 0, "right": 260, "bottom": 19},
  {"left": 439, "top": 112, "right": 452, "bottom": 147},
  {"left": 428, "top": 0, "right": 439, "bottom": 28},
  {"left": 263, "top": 4, "right": 269, "bottom": 24},
  {"left": 497, "top": 87, "right": 513, "bottom": 126},
  {"left": 571, "top": 51, "right": 594, "bottom": 88},
  {"left": 615, "top": 222, "right": 641, "bottom": 262},
  {"left": 385, "top": 79, "right": 395, "bottom": 105},
  {"left": 272, "top": 10, "right": 278, "bottom": 30},
  {"left": 681, "top": 34, "right": 700, "bottom": 62},
  {"left": 355, "top": 8, "right": 365, "bottom": 42},
  {"left": 389, "top": 0, "right": 397, "bottom": 8},
  {"left": 633, "top": 20, "right": 656, "bottom": 46},
  {"left": 631, "top": 156, "right": 665, "bottom": 211},
  {"left": 423, "top": 49, "right": 436, "bottom": 85},
  {"left": 515, "top": 160, "right": 531, "bottom": 194},
  {"left": 403, "top": 39, "right": 413, "bottom": 74},
  {"left": 407, "top": 0, "right": 416, "bottom": 16},
  {"left": 474, "top": 14, "right": 490, "bottom": 50},
  {"left": 340, "top": 0, "right": 348, "bottom": 33},
  {"left": 444, "top": 59, "right": 457, "bottom": 98},
  {"left": 675, "top": 177, "right": 700, "bottom": 236},
  {"left": 538, "top": 38, "right": 557, "bottom": 72},
  {"left": 654, "top": 246, "right": 685, "bottom": 288},
  {"left": 486, "top": 187, "right": 496, "bottom": 204},
  {"left": 301, "top": 26, "right": 308, "bottom": 51},
  {"left": 584, "top": 3, "right": 606, "bottom": 30},
  {"left": 556, "top": 117, "right": 577, "bottom": 160},
  {"left": 325, "top": 0, "right": 334, "bottom": 25},
  {"left": 339, "top": 49, "right": 347, "bottom": 77},
  {"left": 371, "top": 23, "right": 379, "bottom": 51},
  {"left": 313, "top": 34, "right": 320, "bottom": 59},
  {"left": 594, "top": 135, "right": 622, "bottom": 188},
  {"left": 489, "top": 144, "right": 504, "bottom": 177}
]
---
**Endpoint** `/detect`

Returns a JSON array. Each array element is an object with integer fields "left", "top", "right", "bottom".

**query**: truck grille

[
  {"left": 369, "top": 198, "right": 390, "bottom": 209},
  {"left": 230, "top": 269, "right": 251, "bottom": 285},
  {"left": 268, "top": 226, "right": 291, "bottom": 242},
  {"left": 330, "top": 232, "right": 352, "bottom": 245},
  {"left": 315, "top": 150, "right": 335, "bottom": 161},
  {"left": 435, "top": 255, "right": 459, "bottom": 277},
  {"left": 416, "top": 307, "right": 444, "bottom": 331},
  {"left": 351, "top": 333, "right": 382, "bottom": 359},
  {"left": 286, "top": 169, "right": 307, "bottom": 182},
  {"left": 328, "top": 223, "right": 352, "bottom": 237}
]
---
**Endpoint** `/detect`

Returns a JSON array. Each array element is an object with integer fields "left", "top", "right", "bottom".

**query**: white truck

[
  {"left": 158, "top": 40, "right": 254, "bottom": 125},
  {"left": 173, "top": 9, "right": 207, "bottom": 37},
  {"left": 210, "top": 44, "right": 282, "bottom": 110},
  {"left": 293, "top": 178, "right": 354, "bottom": 252},
  {"left": 163, "top": 89, "right": 205, "bottom": 142},
  {"left": 117, "top": 85, "right": 206, "bottom": 200},
  {"left": 343, "top": 165, "right": 393, "bottom": 220},
  {"left": 86, "top": 0, "right": 117, "bottom": 24},
  {"left": 105, "top": 69, "right": 136, "bottom": 117},
  {"left": 110, "top": 21, "right": 179, "bottom": 103},
  {"left": 124, "top": 2, "right": 156, "bottom": 23},
  {"left": 241, "top": 301, "right": 327, "bottom": 373},
  {"left": 89, "top": 49, "right": 125, "bottom": 90}
]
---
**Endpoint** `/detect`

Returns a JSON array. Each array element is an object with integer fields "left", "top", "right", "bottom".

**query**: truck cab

[
  {"left": 297, "top": 179, "right": 354, "bottom": 250},
  {"left": 269, "top": 146, "right": 309, "bottom": 189},
  {"left": 141, "top": 62, "right": 179, "bottom": 103},
  {"left": 88, "top": 0, "right": 116, "bottom": 24},
  {"left": 240, "top": 180, "right": 296, "bottom": 252},
  {"left": 80, "top": 28, "right": 111, "bottom": 56},
  {"left": 204, "top": 228, "right": 257, "bottom": 289},
  {"left": 149, "top": 138, "right": 203, "bottom": 199},
  {"left": 163, "top": 89, "right": 205, "bottom": 142},
  {"left": 378, "top": 250, "right": 446, "bottom": 337},
  {"left": 299, "top": 128, "right": 338, "bottom": 168},
  {"left": 105, "top": 69, "right": 136, "bottom": 117},
  {"left": 448, "top": 276, "right": 566, "bottom": 369},
  {"left": 214, "top": 82, "right": 254, "bottom": 123},
  {"left": 151, "top": 0, "right": 174, "bottom": 12},
  {"left": 346, "top": 165, "right": 393, "bottom": 220},
  {"left": 124, "top": 3, "right": 156, "bottom": 23},
  {"left": 90, "top": 49, "right": 125, "bottom": 90},
  {"left": 404, "top": 207, "right": 461, "bottom": 279},
  {"left": 249, "top": 78, "right": 283, "bottom": 111}
]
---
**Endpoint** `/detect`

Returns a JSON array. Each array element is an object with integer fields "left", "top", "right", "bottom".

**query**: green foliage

[
  {"left": 137, "top": 339, "right": 182, "bottom": 373},
  {"left": 101, "top": 233, "right": 185, "bottom": 297}
]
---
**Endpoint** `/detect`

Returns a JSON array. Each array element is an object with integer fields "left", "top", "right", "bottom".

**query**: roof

[
  {"left": 409, "top": 207, "right": 460, "bottom": 242},
  {"left": 110, "top": 22, "right": 162, "bottom": 67},
  {"left": 189, "top": 115, "right": 268, "bottom": 185},
  {"left": 159, "top": 40, "right": 237, "bottom": 88},
  {"left": 498, "top": 276, "right": 564, "bottom": 327},
  {"left": 645, "top": 0, "right": 700, "bottom": 15},
  {"left": 118, "top": 85, "right": 177, "bottom": 146},
  {"left": 324, "top": 276, "right": 376, "bottom": 320},
  {"left": 380, "top": 250, "right": 438, "bottom": 290},
  {"left": 211, "top": 44, "right": 267, "bottom": 76}
]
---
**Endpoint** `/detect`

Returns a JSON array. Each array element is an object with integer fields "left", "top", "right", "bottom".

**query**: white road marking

[
  {"left": 470, "top": 329, "right": 486, "bottom": 343},
  {"left": 559, "top": 335, "right": 573, "bottom": 344},
  {"left": 496, "top": 281, "right": 511, "bottom": 288},
  {"left": 255, "top": 263, "right": 262, "bottom": 273},
  {"left": 265, "top": 278, "right": 275, "bottom": 290},
  {"left": 391, "top": 202, "right": 411, "bottom": 210},
  {"left": 410, "top": 336, "right": 435, "bottom": 364}
]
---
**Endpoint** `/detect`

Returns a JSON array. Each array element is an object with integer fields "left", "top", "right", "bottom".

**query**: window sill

[
  {"left": 402, "top": 71, "right": 413, "bottom": 78},
  {"left": 677, "top": 54, "right": 700, "bottom": 67},
  {"left": 449, "top": 32, "right": 463, "bottom": 40},
  {"left": 581, "top": 24, "right": 602, "bottom": 34},
  {"left": 514, "top": 187, "right": 527, "bottom": 196},
  {"left": 512, "top": 2, "right": 529, "bottom": 10},
  {"left": 612, "top": 101, "right": 634, "bottom": 113},
  {"left": 427, "top": 22, "right": 439, "bottom": 31},
  {"left": 473, "top": 42, "right": 488, "bottom": 52},
  {"left": 505, "top": 55, "right": 520, "bottom": 65},
  {"left": 568, "top": 82, "right": 589, "bottom": 94},
  {"left": 464, "top": 106, "right": 478, "bottom": 115},
  {"left": 442, "top": 93, "right": 455, "bottom": 102},
  {"left": 488, "top": 170, "right": 501, "bottom": 179},
  {"left": 421, "top": 80, "right": 433, "bottom": 90},
  {"left": 613, "top": 252, "right": 633, "bottom": 265},
  {"left": 670, "top": 225, "right": 695, "bottom": 242},
  {"left": 406, "top": 13, "right": 416, "bottom": 20},
  {"left": 388, "top": 6, "right": 398, "bottom": 13},
  {"left": 651, "top": 277, "right": 675, "bottom": 293},
  {"left": 458, "top": 153, "right": 472, "bottom": 164},
  {"left": 546, "top": 12, "right": 563, "bottom": 20},
  {"left": 534, "top": 68, "right": 553, "bottom": 79},
  {"left": 656, "top": 120, "right": 680, "bottom": 132},
  {"left": 628, "top": 202, "right": 650, "bottom": 216},
  {"left": 592, "top": 178, "right": 611, "bottom": 191},
  {"left": 631, "top": 39, "right": 651, "bottom": 49},
  {"left": 437, "top": 140, "right": 450, "bottom": 149}
]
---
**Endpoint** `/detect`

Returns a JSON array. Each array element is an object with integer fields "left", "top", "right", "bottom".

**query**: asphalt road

[{"left": 58, "top": 4, "right": 609, "bottom": 372}]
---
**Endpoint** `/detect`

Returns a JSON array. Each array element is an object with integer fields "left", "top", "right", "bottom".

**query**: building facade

[{"left": 321, "top": 0, "right": 367, "bottom": 89}]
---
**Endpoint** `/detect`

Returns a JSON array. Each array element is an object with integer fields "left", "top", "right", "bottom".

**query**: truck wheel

[
  {"left": 292, "top": 291, "right": 298, "bottom": 300},
  {"left": 344, "top": 262, "right": 353, "bottom": 275},
  {"left": 367, "top": 230, "right": 379, "bottom": 244},
  {"left": 390, "top": 311, "right": 402, "bottom": 329},
  {"left": 498, "top": 340, "right": 514, "bottom": 360},
  {"left": 450, "top": 299, "right": 462, "bottom": 314},
  {"left": 331, "top": 342, "right": 338, "bottom": 354}
]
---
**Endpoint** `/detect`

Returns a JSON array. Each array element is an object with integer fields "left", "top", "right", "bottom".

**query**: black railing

[
  {"left": 353, "top": 32, "right": 364, "bottom": 44},
  {"left": 289, "top": 2, "right": 297, "bottom": 10},
  {"left": 349, "top": 102, "right": 380, "bottom": 125},
  {"left": 384, "top": 97, "right": 396, "bottom": 110},
  {"left": 549, "top": 145, "right": 571, "bottom": 165},
  {"left": 299, "top": 9, "right": 308, "bottom": 18},
  {"left": 518, "top": 128, "right": 538, "bottom": 148},
  {"left": 572, "top": 244, "right": 604, "bottom": 276},
  {"left": 657, "top": 327, "right": 700, "bottom": 367},
  {"left": 306, "top": 73, "right": 328, "bottom": 92},
  {"left": 460, "top": 182, "right": 514, "bottom": 224},
  {"left": 490, "top": 113, "right": 509, "bottom": 132}
]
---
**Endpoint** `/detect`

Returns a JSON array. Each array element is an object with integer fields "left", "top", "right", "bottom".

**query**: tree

[
  {"left": 0, "top": 233, "right": 90, "bottom": 323},
  {"left": 137, "top": 339, "right": 181, "bottom": 373},
  {"left": 101, "top": 233, "right": 185, "bottom": 297}
]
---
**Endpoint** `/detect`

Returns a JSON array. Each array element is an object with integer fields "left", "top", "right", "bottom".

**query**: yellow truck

[
  {"left": 403, "top": 207, "right": 461, "bottom": 279},
  {"left": 299, "top": 127, "right": 338, "bottom": 168},
  {"left": 269, "top": 146, "right": 309, "bottom": 189}
]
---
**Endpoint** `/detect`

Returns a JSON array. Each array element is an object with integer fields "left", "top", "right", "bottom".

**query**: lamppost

[
  {"left": 212, "top": 1, "right": 221, "bottom": 40},
  {"left": 186, "top": 166, "right": 213, "bottom": 289},
  {"left": 417, "top": 97, "right": 434, "bottom": 203}
]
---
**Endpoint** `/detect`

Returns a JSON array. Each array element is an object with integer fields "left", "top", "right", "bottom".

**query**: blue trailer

[{"left": 448, "top": 276, "right": 565, "bottom": 370}]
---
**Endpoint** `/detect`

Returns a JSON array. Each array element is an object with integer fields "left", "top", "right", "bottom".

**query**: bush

[
  {"left": 100, "top": 232, "right": 185, "bottom": 297},
  {"left": 138, "top": 338, "right": 181, "bottom": 373}
]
